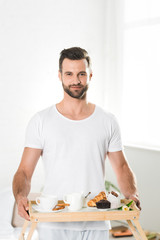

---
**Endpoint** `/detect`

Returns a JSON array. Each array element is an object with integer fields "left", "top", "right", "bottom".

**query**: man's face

[{"left": 58, "top": 58, "right": 92, "bottom": 99}]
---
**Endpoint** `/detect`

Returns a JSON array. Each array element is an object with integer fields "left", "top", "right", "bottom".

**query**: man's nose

[{"left": 72, "top": 75, "right": 81, "bottom": 84}]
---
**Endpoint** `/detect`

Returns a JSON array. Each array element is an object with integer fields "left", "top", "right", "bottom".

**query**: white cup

[
  {"left": 36, "top": 194, "right": 58, "bottom": 211},
  {"left": 107, "top": 193, "right": 120, "bottom": 209},
  {"left": 83, "top": 197, "right": 90, "bottom": 208},
  {"left": 64, "top": 192, "right": 84, "bottom": 211}
]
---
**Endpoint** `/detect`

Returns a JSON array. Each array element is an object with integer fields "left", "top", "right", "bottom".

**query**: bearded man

[{"left": 13, "top": 47, "right": 140, "bottom": 240}]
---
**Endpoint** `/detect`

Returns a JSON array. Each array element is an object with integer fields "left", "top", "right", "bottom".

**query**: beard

[{"left": 62, "top": 82, "right": 89, "bottom": 99}]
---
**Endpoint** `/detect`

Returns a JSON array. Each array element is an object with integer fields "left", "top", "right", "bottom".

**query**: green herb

[
  {"left": 126, "top": 200, "right": 133, "bottom": 207},
  {"left": 117, "top": 206, "right": 123, "bottom": 210},
  {"left": 117, "top": 200, "right": 133, "bottom": 211}
]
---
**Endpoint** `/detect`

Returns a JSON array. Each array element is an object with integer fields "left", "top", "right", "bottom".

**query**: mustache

[{"left": 69, "top": 84, "right": 83, "bottom": 87}]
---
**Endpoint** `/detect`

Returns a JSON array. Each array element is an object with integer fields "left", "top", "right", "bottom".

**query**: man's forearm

[
  {"left": 12, "top": 170, "right": 31, "bottom": 203},
  {"left": 108, "top": 151, "right": 141, "bottom": 209},
  {"left": 117, "top": 163, "right": 138, "bottom": 198}
]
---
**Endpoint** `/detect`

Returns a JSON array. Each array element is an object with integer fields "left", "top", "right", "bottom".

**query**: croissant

[{"left": 87, "top": 191, "right": 107, "bottom": 207}]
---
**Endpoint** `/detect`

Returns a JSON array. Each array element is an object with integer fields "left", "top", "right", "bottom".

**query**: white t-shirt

[{"left": 25, "top": 105, "right": 122, "bottom": 231}]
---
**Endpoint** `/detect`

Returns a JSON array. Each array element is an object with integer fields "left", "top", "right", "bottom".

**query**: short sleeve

[
  {"left": 107, "top": 116, "right": 123, "bottom": 152},
  {"left": 24, "top": 113, "right": 43, "bottom": 149}
]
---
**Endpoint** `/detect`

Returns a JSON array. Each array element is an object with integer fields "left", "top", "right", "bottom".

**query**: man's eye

[
  {"left": 66, "top": 73, "right": 72, "bottom": 76},
  {"left": 80, "top": 73, "right": 86, "bottom": 76}
]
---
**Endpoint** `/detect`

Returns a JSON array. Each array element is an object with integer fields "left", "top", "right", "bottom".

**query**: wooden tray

[{"left": 19, "top": 199, "right": 147, "bottom": 240}]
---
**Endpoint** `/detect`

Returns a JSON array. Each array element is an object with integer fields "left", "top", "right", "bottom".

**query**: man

[{"left": 13, "top": 47, "right": 140, "bottom": 240}]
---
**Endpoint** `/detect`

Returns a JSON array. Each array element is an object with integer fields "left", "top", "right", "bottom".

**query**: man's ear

[
  {"left": 58, "top": 70, "right": 62, "bottom": 81},
  {"left": 89, "top": 72, "right": 93, "bottom": 81}
]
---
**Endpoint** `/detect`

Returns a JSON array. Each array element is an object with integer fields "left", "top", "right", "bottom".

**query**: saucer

[
  {"left": 87, "top": 206, "right": 97, "bottom": 210},
  {"left": 98, "top": 208, "right": 119, "bottom": 211},
  {"left": 32, "top": 204, "right": 63, "bottom": 213}
]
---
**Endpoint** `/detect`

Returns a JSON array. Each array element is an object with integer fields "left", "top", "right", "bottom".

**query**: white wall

[
  {"left": 106, "top": 146, "right": 160, "bottom": 232},
  {"left": 104, "top": 0, "right": 124, "bottom": 120},
  {"left": 0, "top": 0, "right": 106, "bottom": 190}
]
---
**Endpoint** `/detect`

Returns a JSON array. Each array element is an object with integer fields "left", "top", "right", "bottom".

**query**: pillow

[{"left": 0, "top": 187, "right": 15, "bottom": 237}]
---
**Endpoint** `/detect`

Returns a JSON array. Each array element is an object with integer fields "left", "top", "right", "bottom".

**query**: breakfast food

[
  {"left": 110, "top": 191, "right": 118, "bottom": 197},
  {"left": 52, "top": 202, "right": 70, "bottom": 211},
  {"left": 53, "top": 205, "right": 65, "bottom": 211},
  {"left": 87, "top": 191, "right": 107, "bottom": 207},
  {"left": 96, "top": 199, "right": 111, "bottom": 209}
]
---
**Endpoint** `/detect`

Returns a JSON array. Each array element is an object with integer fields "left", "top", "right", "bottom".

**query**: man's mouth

[{"left": 70, "top": 85, "right": 82, "bottom": 89}]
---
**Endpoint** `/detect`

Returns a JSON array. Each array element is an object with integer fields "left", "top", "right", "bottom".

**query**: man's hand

[
  {"left": 108, "top": 151, "right": 141, "bottom": 210},
  {"left": 129, "top": 194, "right": 141, "bottom": 210},
  {"left": 13, "top": 148, "right": 42, "bottom": 221},
  {"left": 17, "top": 196, "right": 30, "bottom": 221}
]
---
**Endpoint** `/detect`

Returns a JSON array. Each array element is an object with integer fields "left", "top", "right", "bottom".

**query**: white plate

[
  {"left": 87, "top": 205, "right": 121, "bottom": 211},
  {"left": 87, "top": 206, "right": 113, "bottom": 211},
  {"left": 98, "top": 208, "right": 119, "bottom": 211},
  {"left": 32, "top": 204, "right": 63, "bottom": 213},
  {"left": 87, "top": 206, "right": 97, "bottom": 210}
]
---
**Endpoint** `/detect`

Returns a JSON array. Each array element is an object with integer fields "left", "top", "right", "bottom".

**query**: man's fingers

[
  {"left": 136, "top": 200, "right": 141, "bottom": 210},
  {"left": 17, "top": 197, "right": 30, "bottom": 221},
  {"left": 25, "top": 205, "right": 29, "bottom": 211},
  {"left": 134, "top": 199, "right": 141, "bottom": 210},
  {"left": 129, "top": 195, "right": 141, "bottom": 210},
  {"left": 18, "top": 205, "right": 30, "bottom": 220}
]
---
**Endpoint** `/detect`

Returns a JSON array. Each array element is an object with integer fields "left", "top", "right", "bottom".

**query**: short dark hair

[{"left": 59, "top": 47, "right": 91, "bottom": 72}]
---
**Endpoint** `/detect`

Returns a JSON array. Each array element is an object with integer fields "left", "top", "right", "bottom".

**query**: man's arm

[
  {"left": 107, "top": 150, "right": 141, "bottom": 209},
  {"left": 12, "top": 147, "right": 42, "bottom": 220}
]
